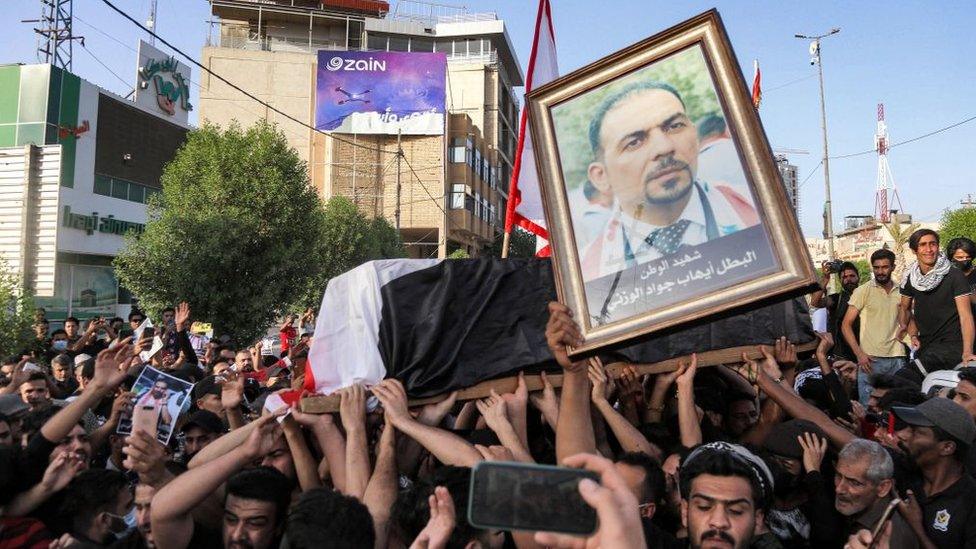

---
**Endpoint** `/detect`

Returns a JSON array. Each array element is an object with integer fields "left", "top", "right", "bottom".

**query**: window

[
  {"left": 93, "top": 174, "right": 111, "bottom": 195},
  {"left": 473, "top": 149, "right": 482, "bottom": 177},
  {"left": 467, "top": 39, "right": 482, "bottom": 56},
  {"left": 450, "top": 139, "right": 464, "bottom": 163},
  {"left": 435, "top": 41, "right": 452, "bottom": 55},
  {"left": 367, "top": 34, "right": 387, "bottom": 51},
  {"left": 411, "top": 38, "right": 434, "bottom": 52},
  {"left": 389, "top": 36, "right": 409, "bottom": 52},
  {"left": 128, "top": 183, "right": 145, "bottom": 203},
  {"left": 111, "top": 178, "right": 128, "bottom": 200},
  {"left": 450, "top": 184, "right": 466, "bottom": 209},
  {"left": 474, "top": 192, "right": 482, "bottom": 219}
]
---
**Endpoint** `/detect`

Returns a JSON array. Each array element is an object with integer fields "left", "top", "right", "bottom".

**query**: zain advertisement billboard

[{"left": 315, "top": 51, "right": 447, "bottom": 135}]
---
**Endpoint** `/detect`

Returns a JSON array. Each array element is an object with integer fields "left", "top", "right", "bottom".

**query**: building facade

[
  {"left": 0, "top": 63, "right": 189, "bottom": 322},
  {"left": 775, "top": 154, "right": 799, "bottom": 217},
  {"left": 199, "top": 0, "right": 523, "bottom": 257}
]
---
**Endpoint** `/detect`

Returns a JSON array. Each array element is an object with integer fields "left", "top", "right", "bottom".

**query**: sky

[{"left": 2, "top": 0, "right": 974, "bottom": 239}]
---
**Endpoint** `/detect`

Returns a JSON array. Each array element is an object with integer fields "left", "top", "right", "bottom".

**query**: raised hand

[
  {"left": 797, "top": 431, "right": 828, "bottom": 473},
  {"left": 815, "top": 331, "right": 834, "bottom": 356},
  {"left": 338, "top": 384, "right": 367, "bottom": 434},
  {"left": 587, "top": 358, "right": 610, "bottom": 404},
  {"left": 675, "top": 354, "right": 698, "bottom": 390},
  {"left": 545, "top": 302, "right": 586, "bottom": 373},
  {"left": 475, "top": 390, "right": 510, "bottom": 433},
  {"left": 174, "top": 301, "right": 191, "bottom": 332},
  {"left": 123, "top": 429, "right": 169, "bottom": 485},
  {"left": 91, "top": 339, "right": 134, "bottom": 392},
  {"left": 618, "top": 366, "right": 643, "bottom": 402},
  {"left": 373, "top": 379, "right": 411, "bottom": 427},
  {"left": 773, "top": 337, "right": 798, "bottom": 369},
  {"left": 418, "top": 391, "right": 459, "bottom": 427},
  {"left": 529, "top": 370, "right": 559, "bottom": 425},
  {"left": 41, "top": 451, "right": 85, "bottom": 493},
  {"left": 410, "top": 486, "right": 456, "bottom": 549},
  {"left": 241, "top": 413, "right": 284, "bottom": 462},
  {"left": 219, "top": 371, "right": 244, "bottom": 411},
  {"left": 500, "top": 372, "right": 528, "bottom": 414}
]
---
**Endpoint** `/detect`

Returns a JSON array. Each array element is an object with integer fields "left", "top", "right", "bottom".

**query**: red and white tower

[{"left": 874, "top": 103, "right": 903, "bottom": 222}]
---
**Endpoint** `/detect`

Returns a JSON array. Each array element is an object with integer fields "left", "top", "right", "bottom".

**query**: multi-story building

[
  {"left": 775, "top": 154, "right": 799, "bottom": 217},
  {"left": 199, "top": 0, "right": 523, "bottom": 257},
  {"left": 0, "top": 60, "right": 189, "bottom": 323}
]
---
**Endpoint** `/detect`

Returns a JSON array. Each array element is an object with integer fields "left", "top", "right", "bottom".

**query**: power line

[
  {"left": 97, "top": 0, "right": 397, "bottom": 156},
  {"left": 797, "top": 159, "right": 822, "bottom": 190},
  {"left": 78, "top": 43, "right": 133, "bottom": 94},
  {"left": 829, "top": 113, "right": 976, "bottom": 160},
  {"left": 764, "top": 73, "right": 817, "bottom": 94}
]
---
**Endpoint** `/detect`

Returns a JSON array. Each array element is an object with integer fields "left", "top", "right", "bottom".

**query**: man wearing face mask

[
  {"left": 46, "top": 329, "right": 71, "bottom": 363},
  {"left": 56, "top": 468, "right": 135, "bottom": 546},
  {"left": 947, "top": 237, "right": 976, "bottom": 320},
  {"left": 811, "top": 261, "right": 862, "bottom": 362}
]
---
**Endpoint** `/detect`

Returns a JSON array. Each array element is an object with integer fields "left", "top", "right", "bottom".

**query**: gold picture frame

[{"left": 527, "top": 9, "right": 815, "bottom": 357}]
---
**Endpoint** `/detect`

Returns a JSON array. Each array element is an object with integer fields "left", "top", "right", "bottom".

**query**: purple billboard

[{"left": 315, "top": 51, "right": 447, "bottom": 135}]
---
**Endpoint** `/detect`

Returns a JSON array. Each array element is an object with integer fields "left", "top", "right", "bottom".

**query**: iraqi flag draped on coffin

[{"left": 305, "top": 258, "right": 814, "bottom": 398}]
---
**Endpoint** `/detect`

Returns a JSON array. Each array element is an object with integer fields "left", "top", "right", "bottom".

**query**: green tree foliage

[
  {"left": 939, "top": 207, "right": 976, "bottom": 244},
  {"left": 0, "top": 259, "right": 36, "bottom": 358},
  {"left": 447, "top": 249, "right": 470, "bottom": 259},
  {"left": 484, "top": 228, "right": 538, "bottom": 258},
  {"left": 852, "top": 259, "right": 871, "bottom": 284},
  {"left": 114, "top": 122, "right": 404, "bottom": 345}
]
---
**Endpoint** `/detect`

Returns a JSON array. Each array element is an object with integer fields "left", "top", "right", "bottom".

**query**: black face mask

[{"left": 952, "top": 259, "right": 973, "bottom": 271}]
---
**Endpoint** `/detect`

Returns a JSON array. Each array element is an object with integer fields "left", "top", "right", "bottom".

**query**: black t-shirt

[
  {"left": 966, "top": 269, "right": 976, "bottom": 317},
  {"left": 827, "top": 291, "right": 857, "bottom": 360},
  {"left": 901, "top": 268, "right": 971, "bottom": 346},
  {"left": 920, "top": 473, "right": 976, "bottom": 548}
]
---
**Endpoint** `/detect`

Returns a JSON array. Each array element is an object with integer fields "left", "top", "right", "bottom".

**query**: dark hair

[
  {"left": 870, "top": 248, "right": 896, "bottom": 265},
  {"left": 839, "top": 261, "right": 859, "bottom": 277},
  {"left": 285, "top": 488, "right": 375, "bottom": 549},
  {"left": 867, "top": 373, "right": 916, "bottom": 392},
  {"left": 60, "top": 469, "right": 130, "bottom": 534},
  {"left": 393, "top": 466, "right": 486, "bottom": 548},
  {"left": 582, "top": 178, "right": 600, "bottom": 201},
  {"left": 680, "top": 449, "right": 768, "bottom": 511},
  {"left": 908, "top": 228, "right": 939, "bottom": 251},
  {"left": 22, "top": 407, "right": 61, "bottom": 441},
  {"left": 110, "top": 317, "right": 123, "bottom": 324},
  {"left": 877, "top": 388, "right": 925, "bottom": 412},
  {"left": 2, "top": 355, "right": 19, "bottom": 366},
  {"left": 161, "top": 307, "right": 175, "bottom": 315},
  {"left": 225, "top": 467, "right": 292, "bottom": 527},
  {"left": 589, "top": 81, "right": 686, "bottom": 155},
  {"left": 38, "top": 318, "right": 50, "bottom": 326},
  {"left": 696, "top": 113, "right": 727, "bottom": 141},
  {"left": 947, "top": 237, "right": 976, "bottom": 259},
  {"left": 958, "top": 367, "right": 976, "bottom": 387},
  {"left": 26, "top": 372, "right": 47, "bottom": 384},
  {"left": 128, "top": 310, "right": 145, "bottom": 322},
  {"left": 617, "top": 452, "right": 666, "bottom": 505},
  {"left": 64, "top": 316, "right": 79, "bottom": 325},
  {"left": 50, "top": 329, "right": 67, "bottom": 338}
]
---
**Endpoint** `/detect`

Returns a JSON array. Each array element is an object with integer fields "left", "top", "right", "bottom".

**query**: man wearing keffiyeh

[{"left": 897, "top": 229, "right": 976, "bottom": 375}]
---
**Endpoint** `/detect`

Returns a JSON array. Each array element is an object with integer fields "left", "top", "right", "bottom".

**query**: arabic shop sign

[
  {"left": 138, "top": 55, "right": 192, "bottom": 116},
  {"left": 62, "top": 206, "right": 145, "bottom": 237}
]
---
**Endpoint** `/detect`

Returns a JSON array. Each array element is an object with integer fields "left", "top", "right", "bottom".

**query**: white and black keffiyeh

[
  {"left": 902, "top": 253, "right": 952, "bottom": 292},
  {"left": 681, "top": 441, "right": 774, "bottom": 504}
]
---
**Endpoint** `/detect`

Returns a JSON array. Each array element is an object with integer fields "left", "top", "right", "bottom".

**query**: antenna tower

[
  {"left": 874, "top": 103, "right": 904, "bottom": 222},
  {"left": 29, "top": 0, "right": 83, "bottom": 71}
]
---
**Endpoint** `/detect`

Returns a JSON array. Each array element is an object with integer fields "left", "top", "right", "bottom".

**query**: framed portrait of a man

[{"left": 528, "top": 10, "right": 815, "bottom": 356}]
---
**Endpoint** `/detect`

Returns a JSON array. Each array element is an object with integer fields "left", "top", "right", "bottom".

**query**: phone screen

[{"left": 468, "top": 461, "right": 598, "bottom": 535}]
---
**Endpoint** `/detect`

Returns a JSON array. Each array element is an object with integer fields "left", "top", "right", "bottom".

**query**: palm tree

[{"left": 884, "top": 221, "right": 919, "bottom": 282}]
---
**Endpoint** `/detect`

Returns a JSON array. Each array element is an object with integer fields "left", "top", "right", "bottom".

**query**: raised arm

[
  {"left": 282, "top": 415, "right": 323, "bottom": 492},
  {"left": 290, "top": 405, "right": 347, "bottom": 492},
  {"left": 588, "top": 362, "right": 657, "bottom": 457},
  {"left": 373, "top": 379, "right": 482, "bottom": 467},
  {"left": 364, "top": 419, "right": 398, "bottom": 549},
  {"left": 339, "top": 384, "right": 370, "bottom": 500},
  {"left": 674, "top": 355, "right": 702, "bottom": 449},
  {"left": 476, "top": 392, "right": 533, "bottom": 463},
  {"left": 546, "top": 302, "right": 596, "bottom": 461},
  {"left": 152, "top": 415, "right": 280, "bottom": 549},
  {"left": 41, "top": 343, "right": 133, "bottom": 445}
]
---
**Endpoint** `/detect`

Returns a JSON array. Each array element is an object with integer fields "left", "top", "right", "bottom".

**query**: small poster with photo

[{"left": 117, "top": 366, "right": 194, "bottom": 445}]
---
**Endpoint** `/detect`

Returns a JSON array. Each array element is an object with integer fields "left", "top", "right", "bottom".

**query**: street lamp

[{"left": 796, "top": 28, "right": 840, "bottom": 258}]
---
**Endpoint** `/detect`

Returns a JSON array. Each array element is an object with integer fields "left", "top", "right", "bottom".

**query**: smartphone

[
  {"left": 868, "top": 498, "right": 901, "bottom": 548},
  {"left": 468, "top": 461, "right": 598, "bottom": 535},
  {"left": 131, "top": 405, "right": 160, "bottom": 439}
]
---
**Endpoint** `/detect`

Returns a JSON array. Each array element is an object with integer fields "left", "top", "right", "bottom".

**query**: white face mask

[{"left": 53, "top": 340, "right": 68, "bottom": 351}]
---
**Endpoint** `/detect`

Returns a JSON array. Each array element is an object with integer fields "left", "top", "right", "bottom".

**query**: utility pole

[
  {"left": 147, "top": 0, "right": 159, "bottom": 45},
  {"left": 962, "top": 194, "right": 976, "bottom": 208},
  {"left": 796, "top": 27, "right": 840, "bottom": 257},
  {"left": 23, "top": 0, "right": 83, "bottom": 71},
  {"left": 395, "top": 129, "right": 402, "bottom": 230}
]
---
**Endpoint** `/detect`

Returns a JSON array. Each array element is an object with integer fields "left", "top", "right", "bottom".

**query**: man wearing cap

[
  {"left": 180, "top": 410, "right": 224, "bottom": 464},
  {"left": 679, "top": 442, "right": 772, "bottom": 549},
  {"left": 894, "top": 397, "right": 976, "bottom": 547}
]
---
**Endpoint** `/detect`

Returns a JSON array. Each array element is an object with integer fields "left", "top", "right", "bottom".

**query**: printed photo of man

[{"left": 579, "top": 81, "right": 759, "bottom": 281}]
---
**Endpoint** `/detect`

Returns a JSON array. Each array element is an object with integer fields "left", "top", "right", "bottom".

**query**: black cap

[
  {"left": 192, "top": 375, "right": 221, "bottom": 401},
  {"left": 893, "top": 397, "right": 976, "bottom": 445},
  {"left": 180, "top": 410, "right": 225, "bottom": 435}
]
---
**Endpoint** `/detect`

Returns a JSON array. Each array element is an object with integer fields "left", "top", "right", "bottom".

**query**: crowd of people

[{"left": 0, "top": 229, "right": 975, "bottom": 549}]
